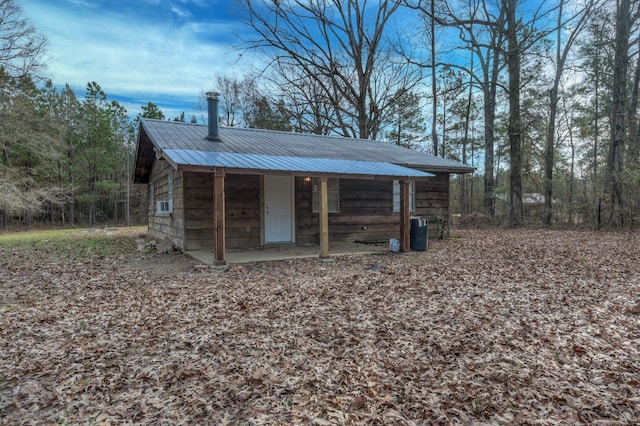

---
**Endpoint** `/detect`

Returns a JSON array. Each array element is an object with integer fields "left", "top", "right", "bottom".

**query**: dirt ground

[{"left": 1, "top": 229, "right": 639, "bottom": 425}]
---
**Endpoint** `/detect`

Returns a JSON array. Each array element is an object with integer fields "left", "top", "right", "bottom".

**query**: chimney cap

[{"left": 206, "top": 91, "right": 220, "bottom": 100}]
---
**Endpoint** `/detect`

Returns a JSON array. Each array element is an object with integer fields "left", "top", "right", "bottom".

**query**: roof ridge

[
  {"left": 219, "top": 125, "right": 386, "bottom": 145},
  {"left": 141, "top": 118, "right": 411, "bottom": 149},
  {"left": 141, "top": 118, "right": 202, "bottom": 126},
  {"left": 141, "top": 118, "right": 378, "bottom": 143}
]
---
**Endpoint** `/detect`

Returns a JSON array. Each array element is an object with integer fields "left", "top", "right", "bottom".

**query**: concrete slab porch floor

[{"left": 186, "top": 241, "right": 391, "bottom": 265}]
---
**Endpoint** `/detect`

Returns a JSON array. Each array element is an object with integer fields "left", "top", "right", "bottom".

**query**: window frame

[
  {"left": 312, "top": 177, "right": 340, "bottom": 213},
  {"left": 393, "top": 179, "right": 415, "bottom": 213}
]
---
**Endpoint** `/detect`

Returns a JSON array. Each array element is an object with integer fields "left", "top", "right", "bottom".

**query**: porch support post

[
  {"left": 319, "top": 176, "right": 329, "bottom": 258},
  {"left": 399, "top": 178, "right": 411, "bottom": 253},
  {"left": 213, "top": 167, "right": 226, "bottom": 266}
]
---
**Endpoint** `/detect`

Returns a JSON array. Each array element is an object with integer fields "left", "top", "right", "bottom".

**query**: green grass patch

[{"left": 0, "top": 226, "right": 147, "bottom": 263}]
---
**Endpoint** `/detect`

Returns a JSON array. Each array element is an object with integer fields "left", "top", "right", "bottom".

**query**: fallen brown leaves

[{"left": 1, "top": 229, "right": 639, "bottom": 424}]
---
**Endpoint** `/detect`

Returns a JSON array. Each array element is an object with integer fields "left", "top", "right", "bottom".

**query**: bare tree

[
  {"left": 604, "top": 0, "right": 634, "bottom": 227},
  {"left": 501, "top": 0, "right": 558, "bottom": 226},
  {"left": 0, "top": 0, "right": 47, "bottom": 79},
  {"left": 405, "top": 0, "right": 505, "bottom": 217},
  {"left": 505, "top": 0, "right": 524, "bottom": 226},
  {"left": 271, "top": 61, "right": 340, "bottom": 135},
  {"left": 216, "top": 76, "right": 244, "bottom": 127},
  {"left": 240, "top": 0, "right": 419, "bottom": 140},
  {"left": 464, "top": 3, "right": 505, "bottom": 218},
  {"left": 0, "top": 0, "right": 48, "bottom": 228},
  {"left": 574, "top": 7, "right": 615, "bottom": 229},
  {"left": 460, "top": 31, "right": 476, "bottom": 217},
  {"left": 428, "top": 0, "right": 439, "bottom": 155},
  {"left": 628, "top": 36, "right": 640, "bottom": 167},
  {"left": 0, "top": 0, "right": 48, "bottom": 165},
  {"left": 543, "top": 0, "right": 597, "bottom": 225},
  {"left": 408, "top": 0, "right": 557, "bottom": 223}
]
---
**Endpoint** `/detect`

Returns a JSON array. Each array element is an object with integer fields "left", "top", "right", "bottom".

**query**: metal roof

[
  {"left": 139, "top": 119, "right": 475, "bottom": 174},
  {"left": 134, "top": 119, "right": 474, "bottom": 183},
  {"left": 163, "top": 149, "right": 434, "bottom": 178}
]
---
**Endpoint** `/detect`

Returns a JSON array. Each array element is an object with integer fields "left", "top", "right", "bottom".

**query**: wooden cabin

[{"left": 133, "top": 94, "right": 473, "bottom": 265}]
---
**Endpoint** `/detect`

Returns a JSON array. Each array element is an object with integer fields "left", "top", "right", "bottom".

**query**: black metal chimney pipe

[{"left": 205, "top": 91, "right": 222, "bottom": 142}]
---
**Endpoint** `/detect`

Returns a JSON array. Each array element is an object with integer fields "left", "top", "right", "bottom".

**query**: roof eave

[
  {"left": 403, "top": 165, "right": 476, "bottom": 174},
  {"left": 175, "top": 163, "right": 433, "bottom": 181}
]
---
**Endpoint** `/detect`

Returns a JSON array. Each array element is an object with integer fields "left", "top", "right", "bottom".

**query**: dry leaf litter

[{"left": 1, "top": 229, "right": 639, "bottom": 424}]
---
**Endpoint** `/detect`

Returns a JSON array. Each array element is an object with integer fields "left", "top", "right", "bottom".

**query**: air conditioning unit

[{"left": 156, "top": 200, "right": 172, "bottom": 214}]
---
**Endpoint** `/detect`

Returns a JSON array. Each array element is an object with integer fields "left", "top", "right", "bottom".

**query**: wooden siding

[
  {"left": 149, "top": 169, "right": 450, "bottom": 253},
  {"left": 415, "top": 173, "right": 450, "bottom": 217},
  {"left": 296, "top": 173, "right": 450, "bottom": 244},
  {"left": 148, "top": 160, "right": 184, "bottom": 248},
  {"left": 184, "top": 172, "right": 260, "bottom": 250}
]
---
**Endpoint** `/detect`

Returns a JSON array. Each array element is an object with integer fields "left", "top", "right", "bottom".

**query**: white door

[{"left": 264, "top": 175, "right": 294, "bottom": 243}]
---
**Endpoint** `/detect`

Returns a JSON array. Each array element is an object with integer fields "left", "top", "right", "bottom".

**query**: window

[
  {"left": 393, "top": 180, "right": 415, "bottom": 213},
  {"left": 156, "top": 200, "right": 172, "bottom": 214},
  {"left": 312, "top": 178, "right": 339, "bottom": 213}
]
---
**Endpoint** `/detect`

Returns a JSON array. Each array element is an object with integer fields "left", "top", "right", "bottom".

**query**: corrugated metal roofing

[
  {"left": 163, "top": 149, "right": 434, "bottom": 178},
  {"left": 141, "top": 119, "right": 474, "bottom": 174}
]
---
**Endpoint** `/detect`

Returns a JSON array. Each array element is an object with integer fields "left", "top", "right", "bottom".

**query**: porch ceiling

[{"left": 161, "top": 149, "right": 434, "bottom": 180}]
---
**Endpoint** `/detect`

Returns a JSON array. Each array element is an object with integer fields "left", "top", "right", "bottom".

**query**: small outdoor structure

[{"left": 133, "top": 93, "right": 474, "bottom": 265}]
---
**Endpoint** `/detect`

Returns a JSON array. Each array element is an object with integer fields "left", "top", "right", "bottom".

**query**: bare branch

[{"left": 0, "top": 0, "right": 48, "bottom": 80}]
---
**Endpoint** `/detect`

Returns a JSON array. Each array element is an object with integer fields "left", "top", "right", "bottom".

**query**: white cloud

[
  {"left": 21, "top": 0, "right": 253, "bottom": 110},
  {"left": 64, "top": 0, "right": 98, "bottom": 7},
  {"left": 170, "top": 5, "right": 191, "bottom": 19}
]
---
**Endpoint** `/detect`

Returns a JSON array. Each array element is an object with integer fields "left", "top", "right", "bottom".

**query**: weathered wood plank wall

[
  {"left": 148, "top": 160, "right": 184, "bottom": 248},
  {"left": 150, "top": 170, "right": 450, "bottom": 252},
  {"left": 184, "top": 172, "right": 260, "bottom": 250},
  {"left": 296, "top": 173, "right": 450, "bottom": 244}
]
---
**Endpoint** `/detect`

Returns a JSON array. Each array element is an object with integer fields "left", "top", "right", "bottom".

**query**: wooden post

[
  {"left": 399, "top": 178, "right": 411, "bottom": 253},
  {"left": 213, "top": 168, "right": 226, "bottom": 266},
  {"left": 319, "top": 177, "right": 329, "bottom": 258}
]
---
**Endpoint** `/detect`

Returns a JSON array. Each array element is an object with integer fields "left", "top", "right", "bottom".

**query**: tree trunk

[
  {"left": 89, "top": 201, "right": 94, "bottom": 227},
  {"left": 483, "top": 62, "right": 498, "bottom": 217},
  {"left": 506, "top": 0, "right": 523, "bottom": 227},
  {"left": 570, "top": 133, "right": 575, "bottom": 205},
  {"left": 604, "top": 0, "right": 630, "bottom": 228},
  {"left": 460, "top": 46, "right": 474, "bottom": 217},
  {"left": 544, "top": 0, "right": 564, "bottom": 226},
  {"left": 69, "top": 199, "right": 75, "bottom": 227},
  {"left": 89, "top": 178, "right": 95, "bottom": 227},
  {"left": 594, "top": 48, "right": 600, "bottom": 230},
  {"left": 545, "top": 0, "right": 593, "bottom": 226},
  {"left": 544, "top": 84, "right": 558, "bottom": 226},
  {"left": 441, "top": 83, "right": 447, "bottom": 157},
  {"left": 483, "top": 27, "right": 502, "bottom": 218},
  {"left": 430, "top": 0, "right": 439, "bottom": 156},
  {"left": 627, "top": 36, "right": 640, "bottom": 166}
]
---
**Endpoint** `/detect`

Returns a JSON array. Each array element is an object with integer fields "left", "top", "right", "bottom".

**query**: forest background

[{"left": 1, "top": 0, "right": 638, "bottom": 231}]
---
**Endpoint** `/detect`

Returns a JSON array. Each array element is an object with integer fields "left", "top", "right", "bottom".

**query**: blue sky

[{"left": 20, "top": 0, "right": 257, "bottom": 121}]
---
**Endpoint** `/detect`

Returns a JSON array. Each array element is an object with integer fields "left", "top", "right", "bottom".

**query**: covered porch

[{"left": 167, "top": 151, "right": 434, "bottom": 266}]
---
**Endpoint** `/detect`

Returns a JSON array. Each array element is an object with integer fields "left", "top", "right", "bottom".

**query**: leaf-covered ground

[{"left": 1, "top": 228, "right": 639, "bottom": 425}]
